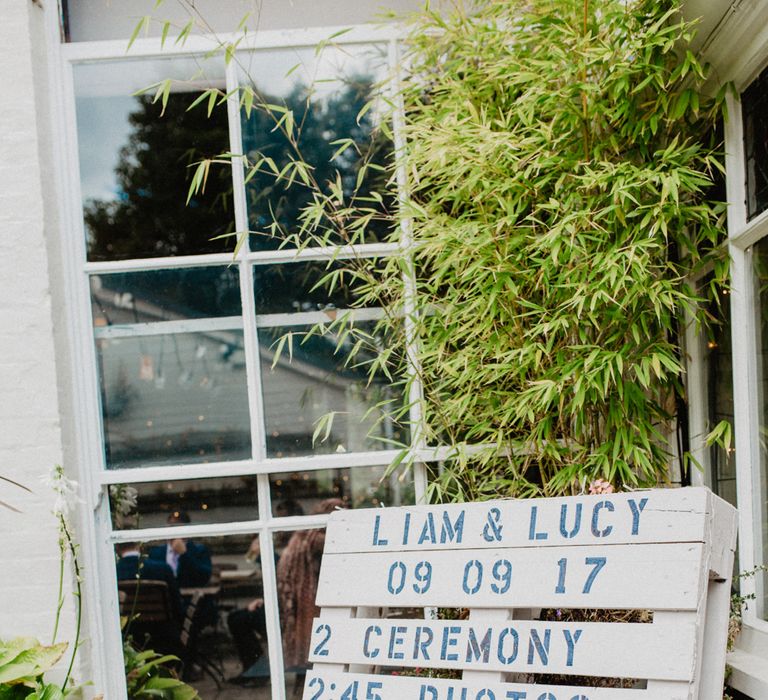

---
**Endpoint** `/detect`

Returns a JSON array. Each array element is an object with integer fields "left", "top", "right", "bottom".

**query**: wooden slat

[
  {"left": 317, "top": 543, "right": 705, "bottom": 610},
  {"left": 302, "top": 670, "right": 691, "bottom": 700},
  {"left": 324, "top": 489, "right": 710, "bottom": 554},
  {"left": 307, "top": 618, "right": 696, "bottom": 681}
]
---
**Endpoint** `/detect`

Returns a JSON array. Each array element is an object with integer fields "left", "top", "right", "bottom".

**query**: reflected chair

[{"left": 117, "top": 579, "right": 184, "bottom": 660}]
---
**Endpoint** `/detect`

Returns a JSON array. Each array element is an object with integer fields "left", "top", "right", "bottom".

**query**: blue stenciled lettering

[
  {"left": 583, "top": 557, "right": 606, "bottom": 594},
  {"left": 441, "top": 626, "right": 461, "bottom": 661},
  {"left": 559, "top": 503, "right": 582, "bottom": 539},
  {"left": 527, "top": 629, "right": 551, "bottom": 666},
  {"left": 402, "top": 512, "right": 411, "bottom": 545},
  {"left": 483, "top": 508, "right": 503, "bottom": 542},
  {"left": 466, "top": 627, "right": 492, "bottom": 663},
  {"left": 441, "top": 510, "right": 466, "bottom": 544},
  {"left": 462, "top": 560, "right": 483, "bottom": 595},
  {"left": 497, "top": 627, "right": 519, "bottom": 664},
  {"left": 372, "top": 514, "right": 388, "bottom": 546},
  {"left": 536, "top": 694, "right": 556, "bottom": 700},
  {"left": 528, "top": 505, "right": 548, "bottom": 541},
  {"left": 563, "top": 628, "right": 583, "bottom": 667},
  {"left": 413, "top": 625, "right": 433, "bottom": 660},
  {"left": 387, "top": 561, "right": 406, "bottom": 595},
  {"left": 308, "top": 677, "right": 324, "bottom": 700},
  {"left": 476, "top": 690, "right": 496, "bottom": 700},
  {"left": 591, "top": 500, "right": 614, "bottom": 537},
  {"left": 505, "top": 693, "right": 526, "bottom": 700},
  {"left": 312, "top": 623, "right": 331, "bottom": 657},
  {"left": 419, "top": 686, "right": 438, "bottom": 700},
  {"left": 555, "top": 557, "right": 567, "bottom": 594},
  {"left": 491, "top": 559, "right": 512, "bottom": 594},
  {"left": 413, "top": 560, "right": 433, "bottom": 594},
  {"left": 418, "top": 513, "right": 437, "bottom": 544},
  {"left": 446, "top": 688, "right": 468, "bottom": 700},
  {"left": 628, "top": 497, "right": 649, "bottom": 536},
  {"left": 388, "top": 625, "right": 407, "bottom": 660},
  {"left": 363, "top": 625, "right": 381, "bottom": 658}
]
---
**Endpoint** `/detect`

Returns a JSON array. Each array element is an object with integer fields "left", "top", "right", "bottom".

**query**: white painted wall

[{"left": 0, "top": 0, "right": 79, "bottom": 682}]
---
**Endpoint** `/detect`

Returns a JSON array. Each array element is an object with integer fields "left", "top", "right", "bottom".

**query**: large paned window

[
  {"left": 64, "top": 23, "right": 423, "bottom": 700},
  {"left": 721, "top": 62, "right": 768, "bottom": 631}
]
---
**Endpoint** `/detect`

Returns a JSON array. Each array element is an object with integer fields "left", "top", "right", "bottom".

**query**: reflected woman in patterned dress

[{"left": 277, "top": 498, "right": 345, "bottom": 671}]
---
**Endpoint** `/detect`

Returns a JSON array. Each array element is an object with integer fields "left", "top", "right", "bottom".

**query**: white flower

[{"left": 44, "top": 464, "right": 82, "bottom": 517}]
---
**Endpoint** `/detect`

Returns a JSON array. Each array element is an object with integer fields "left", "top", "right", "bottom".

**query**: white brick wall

[{"left": 0, "top": 0, "right": 78, "bottom": 675}]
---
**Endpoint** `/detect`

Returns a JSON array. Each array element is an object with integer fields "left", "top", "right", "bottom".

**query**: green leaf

[{"left": 126, "top": 16, "right": 151, "bottom": 52}]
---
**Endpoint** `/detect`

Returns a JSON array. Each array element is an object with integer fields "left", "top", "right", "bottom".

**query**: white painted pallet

[{"left": 304, "top": 487, "right": 737, "bottom": 700}]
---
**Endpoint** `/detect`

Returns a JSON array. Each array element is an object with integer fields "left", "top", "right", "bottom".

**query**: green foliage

[
  {"left": 123, "top": 642, "right": 199, "bottom": 700},
  {"left": 336, "top": 0, "right": 727, "bottom": 499},
  {"left": 0, "top": 638, "right": 69, "bottom": 700},
  {"left": 139, "top": 0, "right": 728, "bottom": 501}
]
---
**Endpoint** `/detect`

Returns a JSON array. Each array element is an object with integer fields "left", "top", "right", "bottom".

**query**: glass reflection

[
  {"left": 91, "top": 267, "right": 241, "bottom": 326},
  {"left": 116, "top": 531, "right": 270, "bottom": 696},
  {"left": 239, "top": 45, "right": 392, "bottom": 250},
  {"left": 272, "top": 500, "right": 342, "bottom": 690},
  {"left": 109, "top": 476, "right": 258, "bottom": 529},
  {"left": 269, "top": 465, "right": 414, "bottom": 516},
  {"left": 96, "top": 330, "right": 251, "bottom": 468},
  {"left": 253, "top": 259, "right": 373, "bottom": 314},
  {"left": 74, "top": 58, "right": 234, "bottom": 261},
  {"left": 753, "top": 238, "right": 768, "bottom": 619},
  {"left": 258, "top": 322, "right": 404, "bottom": 457}
]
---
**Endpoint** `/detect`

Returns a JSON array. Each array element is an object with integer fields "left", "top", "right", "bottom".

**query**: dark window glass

[
  {"left": 91, "top": 266, "right": 241, "bottom": 326},
  {"left": 743, "top": 66, "right": 768, "bottom": 220},
  {"left": 74, "top": 58, "right": 234, "bottom": 261},
  {"left": 706, "top": 283, "right": 736, "bottom": 506},
  {"left": 268, "top": 464, "right": 414, "bottom": 516},
  {"left": 239, "top": 45, "right": 392, "bottom": 251},
  {"left": 252, "top": 259, "right": 372, "bottom": 314},
  {"left": 753, "top": 238, "right": 768, "bottom": 618},
  {"left": 109, "top": 476, "right": 258, "bottom": 530},
  {"left": 115, "top": 532, "right": 270, "bottom": 696}
]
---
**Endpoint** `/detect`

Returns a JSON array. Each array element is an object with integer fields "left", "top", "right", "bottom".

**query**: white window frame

[
  {"left": 46, "top": 17, "right": 438, "bottom": 699},
  {"left": 723, "top": 83, "right": 768, "bottom": 695}
]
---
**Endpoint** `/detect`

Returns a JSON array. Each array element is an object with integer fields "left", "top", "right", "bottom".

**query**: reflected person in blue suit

[{"left": 148, "top": 510, "right": 212, "bottom": 588}]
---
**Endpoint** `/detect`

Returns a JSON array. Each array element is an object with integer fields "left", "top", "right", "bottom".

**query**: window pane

[
  {"left": 91, "top": 266, "right": 241, "bottom": 326},
  {"left": 74, "top": 58, "right": 234, "bottom": 261},
  {"left": 239, "top": 45, "right": 391, "bottom": 250},
  {"left": 96, "top": 331, "right": 251, "bottom": 469},
  {"left": 115, "top": 532, "right": 271, "bottom": 696},
  {"left": 109, "top": 476, "right": 258, "bottom": 529},
  {"left": 272, "top": 506, "right": 340, "bottom": 683},
  {"left": 706, "top": 283, "right": 737, "bottom": 502},
  {"left": 253, "top": 259, "right": 371, "bottom": 314},
  {"left": 269, "top": 465, "right": 414, "bottom": 516},
  {"left": 253, "top": 261, "right": 403, "bottom": 458},
  {"left": 743, "top": 66, "right": 768, "bottom": 221},
  {"left": 258, "top": 322, "right": 403, "bottom": 457},
  {"left": 754, "top": 238, "right": 768, "bottom": 619}
]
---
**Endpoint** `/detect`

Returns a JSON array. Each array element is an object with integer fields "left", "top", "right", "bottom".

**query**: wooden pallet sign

[{"left": 304, "top": 487, "right": 737, "bottom": 700}]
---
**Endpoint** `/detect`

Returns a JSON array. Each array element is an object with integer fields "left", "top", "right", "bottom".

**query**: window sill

[{"left": 727, "top": 624, "right": 768, "bottom": 698}]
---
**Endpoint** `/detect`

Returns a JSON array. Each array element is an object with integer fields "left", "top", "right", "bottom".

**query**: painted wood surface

[
  {"left": 302, "top": 670, "right": 691, "bottom": 700},
  {"left": 307, "top": 618, "right": 696, "bottom": 680},
  {"left": 323, "top": 489, "right": 710, "bottom": 554},
  {"left": 316, "top": 543, "right": 704, "bottom": 609},
  {"left": 309, "top": 488, "right": 738, "bottom": 700}
]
